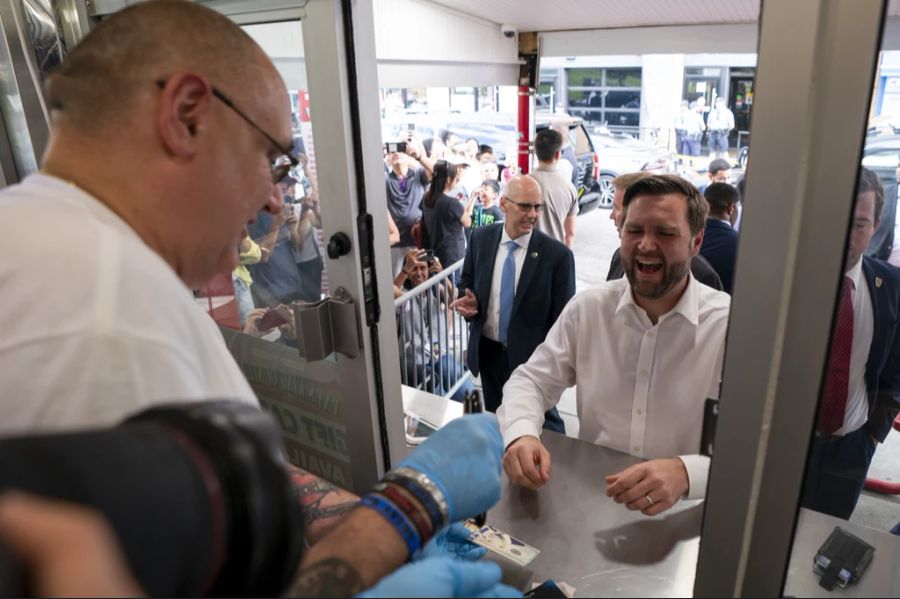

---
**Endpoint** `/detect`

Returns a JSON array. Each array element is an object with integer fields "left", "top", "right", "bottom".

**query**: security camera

[{"left": 500, "top": 24, "right": 517, "bottom": 39}]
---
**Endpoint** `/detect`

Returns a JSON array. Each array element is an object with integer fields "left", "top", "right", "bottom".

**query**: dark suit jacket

[
  {"left": 866, "top": 181, "right": 897, "bottom": 261},
  {"left": 700, "top": 219, "right": 739, "bottom": 294},
  {"left": 861, "top": 256, "right": 900, "bottom": 442},
  {"left": 606, "top": 248, "right": 724, "bottom": 291},
  {"left": 459, "top": 224, "right": 576, "bottom": 376}
]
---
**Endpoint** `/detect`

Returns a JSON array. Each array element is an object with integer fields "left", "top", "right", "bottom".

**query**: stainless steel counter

[
  {"left": 400, "top": 387, "right": 900, "bottom": 596},
  {"left": 784, "top": 508, "right": 900, "bottom": 597},
  {"left": 485, "top": 430, "right": 704, "bottom": 597}
]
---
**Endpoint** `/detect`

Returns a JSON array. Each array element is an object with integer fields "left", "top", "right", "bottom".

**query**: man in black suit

[
  {"left": 452, "top": 175, "right": 575, "bottom": 433},
  {"left": 607, "top": 173, "right": 724, "bottom": 290},
  {"left": 865, "top": 160, "right": 899, "bottom": 261},
  {"left": 699, "top": 182, "right": 740, "bottom": 293},
  {"left": 802, "top": 167, "right": 900, "bottom": 519}
]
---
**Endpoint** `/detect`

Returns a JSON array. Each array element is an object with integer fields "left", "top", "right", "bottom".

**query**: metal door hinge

[{"left": 293, "top": 287, "right": 361, "bottom": 361}]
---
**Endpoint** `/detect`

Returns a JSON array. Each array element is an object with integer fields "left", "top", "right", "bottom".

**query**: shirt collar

[
  {"left": 845, "top": 257, "right": 863, "bottom": 294},
  {"left": 615, "top": 271, "right": 701, "bottom": 326},
  {"left": 500, "top": 226, "right": 532, "bottom": 250}
]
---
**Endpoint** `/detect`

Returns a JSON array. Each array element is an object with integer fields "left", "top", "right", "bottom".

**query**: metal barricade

[{"left": 394, "top": 259, "right": 471, "bottom": 399}]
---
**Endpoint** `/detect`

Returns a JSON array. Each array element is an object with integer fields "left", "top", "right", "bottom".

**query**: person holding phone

[{"left": 385, "top": 133, "right": 435, "bottom": 276}]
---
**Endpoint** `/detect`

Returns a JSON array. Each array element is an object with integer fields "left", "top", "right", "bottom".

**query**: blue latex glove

[
  {"left": 398, "top": 413, "right": 503, "bottom": 522},
  {"left": 418, "top": 522, "right": 487, "bottom": 561},
  {"left": 356, "top": 557, "right": 521, "bottom": 598}
]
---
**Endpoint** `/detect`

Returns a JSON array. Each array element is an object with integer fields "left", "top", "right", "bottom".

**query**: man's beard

[{"left": 623, "top": 252, "right": 692, "bottom": 300}]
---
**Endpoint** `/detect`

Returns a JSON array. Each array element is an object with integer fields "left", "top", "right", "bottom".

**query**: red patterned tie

[{"left": 818, "top": 276, "right": 855, "bottom": 435}]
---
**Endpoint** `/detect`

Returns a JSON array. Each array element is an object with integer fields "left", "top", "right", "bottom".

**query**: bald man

[
  {"left": 452, "top": 176, "right": 575, "bottom": 432},
  {"left": 0, "top": 2, "right": 515, "bottom": 597}
]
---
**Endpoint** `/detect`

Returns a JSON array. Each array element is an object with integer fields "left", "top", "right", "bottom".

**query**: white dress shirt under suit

[
  {"left": 498, "top": 274, "right": 731, "bottom": 499},
  {"left": 482, "top": 229, "right": 532, "bottom": 342},
  {"left": 837, "top": 258, "right": 875, "bottom": 436}
]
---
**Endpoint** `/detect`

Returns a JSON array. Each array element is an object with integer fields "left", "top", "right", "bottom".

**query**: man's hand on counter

[
  {"left": 604, "top": 458, "right": 690, "bottom": 516},
  {"left": 503, "top": 435, "right": 552, "bottom": 489}
]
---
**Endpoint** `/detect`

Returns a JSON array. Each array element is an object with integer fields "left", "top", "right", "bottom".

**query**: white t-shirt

[{"left": 0, "top": 174, "right": 258, "bottom": 434}]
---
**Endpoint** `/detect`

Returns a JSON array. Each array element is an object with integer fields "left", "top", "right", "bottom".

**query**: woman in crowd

[{"left": 423, "top": 161, "right": 475, "bottom": 269}]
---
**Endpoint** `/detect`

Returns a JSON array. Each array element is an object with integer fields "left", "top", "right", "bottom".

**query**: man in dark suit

[
  {"left": 607, "top": 172, "right": 724, "bottom": 290},
  {"left": 452, "top": 175, "right": 575, "bottom": 433},
  {"left": 802, "top": 167, "right": 900, "bottom": 519},
  {"left": 699, "top": 182, "right": 740, "bottom": 293},
  {"left": 865, "top": 161, "right": 899, "bottom": 261}
]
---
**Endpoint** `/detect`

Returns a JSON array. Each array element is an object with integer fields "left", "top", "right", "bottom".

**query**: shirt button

[
  {"left": 634, "top": 446, "right": 641, "bottom": 452},
  {"left": 636, "top": 408, "right": 643, "bottom": 416}
]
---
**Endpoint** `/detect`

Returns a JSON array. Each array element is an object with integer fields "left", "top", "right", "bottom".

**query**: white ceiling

[{"left": 427, "top": 0, "right": 900, "bottom": 32}]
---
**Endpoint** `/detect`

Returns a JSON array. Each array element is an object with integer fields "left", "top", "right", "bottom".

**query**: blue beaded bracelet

[{"left": 360, "top": 494, "right": 422, "bottom": 559}]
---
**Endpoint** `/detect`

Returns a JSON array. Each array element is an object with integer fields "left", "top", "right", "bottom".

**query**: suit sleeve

[
  {"left": 458, "top": 233, "right": 479, "bottom": 319},
  {"left": 865, "top": 287, "right": 900, "bottom": 442}
]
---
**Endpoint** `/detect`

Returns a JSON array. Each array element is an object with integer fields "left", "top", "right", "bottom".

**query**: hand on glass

[
  {"left": 604, "top": 457, "right": 689, "bottom": 516},
  {"left": 450, "top": 289, "right": 478, "bottom": 318},
  {"left": 503, "top": 435, "right": 552, "bottom": 490}
]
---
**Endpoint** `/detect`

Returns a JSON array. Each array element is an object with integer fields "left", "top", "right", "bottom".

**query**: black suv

[{"left": 536, "top": 115, "right": 602, "bottom": 215}]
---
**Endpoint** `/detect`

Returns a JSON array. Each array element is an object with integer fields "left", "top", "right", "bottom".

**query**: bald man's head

[
  {"left": 506, "top": 174, "right": 541, "bottom": 201},
  {"left": 501, "top": 175, "right": 543, "bottom": 238},
  {"left": 46, "top": 0, "right": 275, "bottom": 133},
  {"left": 40, "top": 0, "right": 292, "bottom": 289}
]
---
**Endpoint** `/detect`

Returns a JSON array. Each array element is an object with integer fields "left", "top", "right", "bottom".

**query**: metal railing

[{"left": 394, "top": 259, "right": 472, "bottom": 399}]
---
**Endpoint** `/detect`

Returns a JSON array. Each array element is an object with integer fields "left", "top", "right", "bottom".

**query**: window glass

[{"left": 783, "top": 46, "right": 900, "bottom": 598}]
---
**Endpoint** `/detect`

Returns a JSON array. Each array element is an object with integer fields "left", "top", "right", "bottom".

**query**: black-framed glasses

[
  {"left": 156, "top": 80, "right": 298, "bottom": 183},
  {"left": 503, "top": 196, "right": 544, "bottom": 213}
]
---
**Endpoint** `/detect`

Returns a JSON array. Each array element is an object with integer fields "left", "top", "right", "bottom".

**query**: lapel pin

[
  {"left": 876, "top": 276, "right": 883, "bottom": 288},
  {"left": 531, "top": 252, "right": 539, "bottom": 258}
]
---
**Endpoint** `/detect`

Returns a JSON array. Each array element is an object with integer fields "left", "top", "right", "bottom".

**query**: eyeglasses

[
  {"left": 503, "top": 197, "right": 544, "bottom": 213},
  {"left": 156, "top": 80, "right": 298, "bottom": 183}
]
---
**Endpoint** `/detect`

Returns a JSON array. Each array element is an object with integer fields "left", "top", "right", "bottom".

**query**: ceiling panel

[{"left": 425, "top": 0, "right": 761, "bottom": 32}]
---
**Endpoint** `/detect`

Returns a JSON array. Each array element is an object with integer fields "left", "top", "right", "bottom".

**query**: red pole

[{"left": 517, "top": 85, "right": 531, "bottom": 174}]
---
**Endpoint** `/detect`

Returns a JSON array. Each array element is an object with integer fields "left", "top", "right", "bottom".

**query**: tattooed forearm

[
  {"left": 286, "top": 557, "right": 364, "bottom": 598},
  {"left": 288, "top": 465, "right": 360, "bottom": 544}
]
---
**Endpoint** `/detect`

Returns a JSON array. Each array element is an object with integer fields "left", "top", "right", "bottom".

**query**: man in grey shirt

[{"left": 529, "top": 129, "right": 578, "bottom": 248}]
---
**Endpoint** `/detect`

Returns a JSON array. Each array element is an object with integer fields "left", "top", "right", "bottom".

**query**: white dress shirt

[
  {"left": 836, "top": 259, "right": 874, "bottom": 436},
  {"left": 498, "top": 274, "right": 731, "bottom": 499},
  {"left": 483, "top": 229, "right": 532, "bottom": 342}
]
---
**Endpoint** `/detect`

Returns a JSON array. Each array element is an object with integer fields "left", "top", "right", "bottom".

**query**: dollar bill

[{"left": 464, "top": 521, "right": 540, "bottom": 566}]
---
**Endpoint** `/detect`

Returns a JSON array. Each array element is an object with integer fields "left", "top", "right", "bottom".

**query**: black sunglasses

[{"left": 156, "top": 79, "right": 298, "bottom": 183}]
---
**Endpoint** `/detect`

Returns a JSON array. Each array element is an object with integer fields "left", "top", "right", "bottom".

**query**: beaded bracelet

[
  {"left": 359, "top": 494, "right": 422, "bottom": 558},
  {"left": 373, "top": 482, "right": 434, "bottom": 541}
]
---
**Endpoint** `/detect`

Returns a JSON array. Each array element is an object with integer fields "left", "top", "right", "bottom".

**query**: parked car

[{"left": 589, "top": 128, "right": 674, "bottom": 209}]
